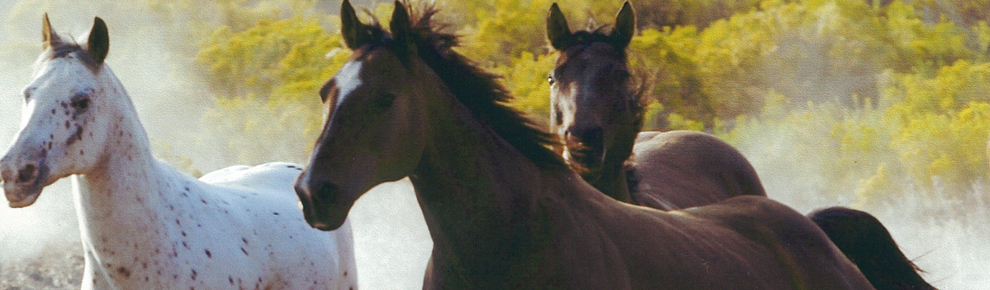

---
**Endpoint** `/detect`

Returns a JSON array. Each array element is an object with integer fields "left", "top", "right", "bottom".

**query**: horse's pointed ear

[
  {"left": 341, "top": 0, "right": 369, "bottom": 49},
  {"left": 547, "top": 3, "right": 573, "bottom": 50},
  {"left": 389, "top": 1, "right": 413, "bottom": 57},
  {"left": 86, "top": 17, "right": 109, "bottom": 65},
  {"left": 42, "top": 13, "right": 63, "bottom": 49},
  {"left": 610, "top": 1, "right": 635, "bottom": 50}
]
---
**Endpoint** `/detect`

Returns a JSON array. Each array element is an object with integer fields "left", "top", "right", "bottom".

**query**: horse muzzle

[
  {"left": 0, "top": 158, "right": 48, "bottom": 208},
  {"left": 562, "top": 131, "right": 607, "bottom": 181},
  {"left": 294, "top": 177, "right": 352, "bottom": 231}
]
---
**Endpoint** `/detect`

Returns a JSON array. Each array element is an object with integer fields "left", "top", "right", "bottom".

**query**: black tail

[{"left": 808, "top": 207, "right": 938, "bottom": 290}]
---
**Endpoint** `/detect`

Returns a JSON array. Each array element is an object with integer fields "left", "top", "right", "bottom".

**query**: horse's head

[
  {"left": 1, "top": 15, "right": 115, "bottom": 208},
  {"left": 546, "top": 2, "right": 640, "bottom": 181},
  {"left": 296, "top": 0, "right": 430, "bottom": 230}
]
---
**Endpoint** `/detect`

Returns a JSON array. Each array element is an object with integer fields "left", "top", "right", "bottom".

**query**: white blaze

[{"left": 334, "top": 61, "right": 364, "bottom": 109}]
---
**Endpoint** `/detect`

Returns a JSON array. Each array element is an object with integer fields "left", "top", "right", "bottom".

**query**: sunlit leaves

[{"left": 174, "top": 0, "right": 990, "bottom": 202}]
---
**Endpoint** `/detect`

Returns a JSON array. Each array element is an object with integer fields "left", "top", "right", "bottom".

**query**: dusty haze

[{"left": 0, "top": 1, "right": 987, "bottom": 290}]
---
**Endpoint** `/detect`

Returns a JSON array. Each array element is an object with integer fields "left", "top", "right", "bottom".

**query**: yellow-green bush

[
  {"left": 164, "top": 0, "right": 990, "bottom": 208},
  {"left": 195, "top": 15, "right": 348, "bottom": 164}
]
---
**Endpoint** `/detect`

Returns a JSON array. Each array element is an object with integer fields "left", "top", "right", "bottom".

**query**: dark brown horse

[
  {"left": 294, "top": 1, "right": 873, "bottom": 289},
  {"left": 546, "top": 2, "right": 935, "bottom": 289},
  {"left": 810, "top": 207, "right": 938, "bottom": 290},
  {"left": 546, "top": 2, "right": 766, "bottom": 210}
]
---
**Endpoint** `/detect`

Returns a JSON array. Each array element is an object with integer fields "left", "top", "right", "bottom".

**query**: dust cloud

[{"left": 0, "top": 1, "right": 987, "bottom": 290}]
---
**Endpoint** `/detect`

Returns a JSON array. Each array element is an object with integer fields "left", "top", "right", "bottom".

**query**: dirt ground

[{"left": 1, "top": 245, "right": 83, "bottom": 290}]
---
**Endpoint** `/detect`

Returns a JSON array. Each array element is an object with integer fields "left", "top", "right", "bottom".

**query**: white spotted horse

[{"left": 0, "top": 15, "right": 357, "bottom": 290}]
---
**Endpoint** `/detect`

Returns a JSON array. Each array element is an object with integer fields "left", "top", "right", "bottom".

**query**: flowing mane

[{"left": 355, "top": 3, "right": 568, "bottom": 170}]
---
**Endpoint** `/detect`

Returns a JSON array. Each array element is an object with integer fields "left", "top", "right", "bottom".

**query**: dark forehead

[{"left": 557, "top": 42, "right": 623, "bottom": 67}]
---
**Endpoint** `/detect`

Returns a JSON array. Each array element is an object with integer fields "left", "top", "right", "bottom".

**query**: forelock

[{"left": 39, "top": 41, "right": 101, "bottom": 71}]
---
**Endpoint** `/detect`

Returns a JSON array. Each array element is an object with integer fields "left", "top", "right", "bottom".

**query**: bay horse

[
  {"left": 546, "top": 2, "right": 766, "bottom": 210},
  {"left": 0, "top": 15, "right": 357, "bottom": 290},
  {"left": 295, "top": 1, "right": 873, "bottom": 289}
]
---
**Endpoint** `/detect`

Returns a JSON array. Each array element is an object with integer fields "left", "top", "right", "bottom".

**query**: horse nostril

[
  {"left": 583, "top": 127, "right": 603, "bottom": 144},
  {"left": 315, "top": 183, "right": 340, "bottom": 203},
  {"left": 17, "top": 164, "right": 37, "bottom": 183},
  {"left": 568, "top": 126, "right": 604, "bottom": 149}
]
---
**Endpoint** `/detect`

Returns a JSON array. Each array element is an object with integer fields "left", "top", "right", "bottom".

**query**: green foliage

[
  {"left": 629, "top": 27, "right": 713, "bottom": 129},
  {"left": 493, "top": 51, "right": 556, "bottom": 125},
  {"left": 879, "top": 60, "right": 990, "bottom": 187},
  {"left": 197, "top": 17, "right": 343, "bottom": 99},
  {"left": 459, "top": 0, "right": 560, "bottom": 66},
  {"left": 627, "top": 0, "right": 770, "bottom": 29},
  {"left": 194, "top": 14, "right": 348, "bottom": 164},
  {"left": 156, "top": 0, "right": 990, "bottom": 208}
]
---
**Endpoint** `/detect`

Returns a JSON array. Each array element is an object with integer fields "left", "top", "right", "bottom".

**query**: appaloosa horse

[
  {"left": 294, "top": 2, "right": 873, "bottom": 289},
  {"left": 0, "top": 15, "right": 356, "bottom": 290},
  {"left": 546, "top": 2, "right": 766, "bottom": 210}
]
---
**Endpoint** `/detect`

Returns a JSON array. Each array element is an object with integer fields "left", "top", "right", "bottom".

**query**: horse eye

[
  {"left": 375, "top": 94, "right": 396, "bottom": 109},
  {"left": 547, "top": 75, "right": 555, "bottom": 85},
  {"left": 71, "top": 95, "right": 90, "bottom": 110}
]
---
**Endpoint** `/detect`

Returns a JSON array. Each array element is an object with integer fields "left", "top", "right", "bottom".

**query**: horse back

[
  {"left": 681, "top": 196, "right": 875, "bottom": 290},
  {"left": 547, "top": 193, "right": 868, "bottom": 289},
  {"left": 199, "top": 162, "right": 305, "bottom": 193},
  {"left": 196, "top": 162, "right": 358, "bottom": 289},
  {"left": 630, "top": 130, "right": 766, "bottom": 209}
]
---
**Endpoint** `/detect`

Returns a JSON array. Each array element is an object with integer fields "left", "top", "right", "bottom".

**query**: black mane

[{"left": 361, "top": 3, "right": 568, "bottom": 170}]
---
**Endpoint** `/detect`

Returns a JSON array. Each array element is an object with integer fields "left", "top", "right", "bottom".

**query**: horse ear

[
  {"left": 389, "top": 1, "right": 414, "bottom": 57},
  {"left": 341, "top": 0, "right": 369, "bottom": 49},
  {"left": 86, "top": 17, "right": 109, "bottom": 65},
  {"left": 610, "top": 1, "right": 635, "bottom": 50},
  {"left": 42, "top": 13, "right": 63, "bottom": 49},
  {"left": 546, "top": 3, "right": 573, "bottom": 50}
]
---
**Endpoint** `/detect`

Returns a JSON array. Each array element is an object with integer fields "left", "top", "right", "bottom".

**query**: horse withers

[{"left": 0, "top": 15, "right": 356, "bottom": 290}]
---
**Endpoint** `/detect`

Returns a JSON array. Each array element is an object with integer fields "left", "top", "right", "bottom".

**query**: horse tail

[{"left": 808, "top": 207, "right": 938, "bottom": 290}]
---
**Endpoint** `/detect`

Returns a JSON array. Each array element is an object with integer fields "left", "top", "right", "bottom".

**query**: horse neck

[
  {"left": 410, "top": 90, "right": 574, "bottom": 271},
  {"left": 590, "top": 159, "right": 632, "bottom": 202},
  {"left": 72, "top": 69, "right": 182, "bottom": 255}
]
